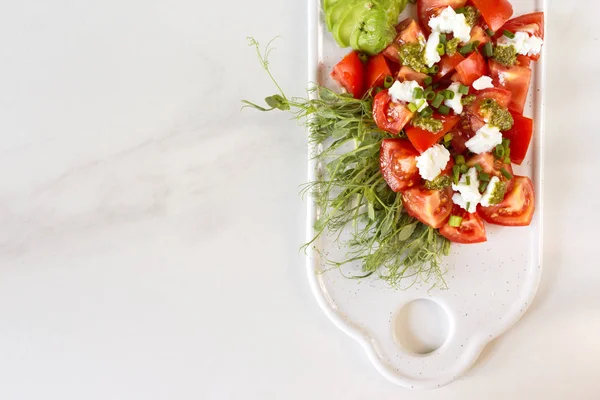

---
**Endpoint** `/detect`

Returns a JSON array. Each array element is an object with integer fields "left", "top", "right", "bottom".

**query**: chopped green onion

[
  {"left": 452, "top": 165, "right": 460, "bottom": 185},
  {"left": 419, "top": 106, "right": 433, "bottom": 118},
  {"left": 502, "top": 138, "right": 511, "bottom": 148},
  {"left": 494, "top": 144, "right": 505, "bottom": 158},
  {"left": 444, "top": 133, "right": 453, "bottom": 143},
  {"left": 438, "top": 104, "right": 450, "bottom": 115},
  {"left": 504, "top": 156, "right": 511, "bottom": 164},
  {"left": 455, "top": 155, "right": 466, "bottom": 165},
  {"left": 358, "top": 53, "right": 369, "bottom": 63},
  {"left": 503, "top": 30, "right": 515, "bottom": 39},
  {"left": 483, "top": 42, "right": 494, "bottom": 57},
  {"left": 460, "top": 164, "right": 469, "bottom": 174},
  {"left": 458, "top": 42, "right": 475, "bottom": 56},
  {"left": 414, "top": 87, "right": 423, "bottom": 99},
  {"left": 466, "top": 202, "right": 471, "bottom": 210},
  {"left": 375, "top": 87, "right": 383, "bottom": 94},
  {"left": 425, "top": 90, "right": 436, "bottom": 101},
  {"left": 429, "top": 65, "right": 440, "bottom": 74},
  {"left": 505, "top": 147, "right": 511, "bottom": 157},
  {"left": 479, "top": 181, "right": 489, "bottom": 193},
  {"left": 466, "top": 175, "right": 471, "bottom": 185},
  {"left": 437, "top": 43, "right": 445, "bottom": 56},
  {"left": 424, "top": 76, "right": 433, "bottom": 86},
  {"left": 448, "top": 215, "right": 463, "bottom": 227},
  {"left": 479, "top": 172, "right": 490, "bottom": 182},
  {"left": 408, "top": 102, "right": 418, "bottom": 112},
  {"left": 486, "top": 28, "right": 495, "bottom": 37},
  {"left": 501, "top": 167, "right": 513, "bottom": 180},
  {"left": 441, "top": 90, "right": 453, "bottom": 100},
  {"left": 383, "top": 75, "right": 394, "bottom": 89},
  {"left": 431, "top": 93, "right": 445, "bottom": 108},
  {"left": 458, "top": 84, "right": 469, "bottom": 95},
  {"left": 474, "top": 163, "right": 483, "bottom": 172},
  {"left": 440, "top": 34, "right": 447, "bottom": 44}
]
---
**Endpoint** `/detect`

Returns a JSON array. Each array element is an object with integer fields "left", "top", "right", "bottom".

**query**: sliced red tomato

[
  {"left": 502, "top": 111, "right": 533, "bottom": 165},
  {"left": 383, "top": 18, "right": 425, "bottom": 63},
  {"left": 469, "top": 25, "right": 491, "bottom": 48},
  {"left": 455, "top": 51, "right": 486, "bottom": 85},
  {"left": 468, "top": 87, "right": 512, "bottom": 118},
  {"left": 372, "top": 89, "right": 414, "bottom": 135},
  {"left": 402, "top": 186, "right": 454, "bottom": 229},
  {"left": 471, "top": 0, "right": 513, "bottom": 32},
  {"left": 450, "top": 114, "right": 480, "bottom": 154},
  {"left": 380, "top": 139, "right": 421, "bottom": 192},
  {"left": 466, "top": 152, "right": 514, "bottom": 191},
  {"left": 397, "top": 66, "right": 429, "bottom": 86},
  {"left": 439, "top": 206, "right": 487, "bottom": 244},
  {"left": 489, "top": 60, "right": 532, "bottom": 114},
  {"left": 417, "top": 0, "right": 467, "bottom": 33},
  {"left": 330, "top": 51, "right": 365, "bottom": 99},
  {"left": 516, "top": 55, "right": 531, "bottom": 67},
  {"left": 499, "top": 12, "right": 544, "bottom": 61},
  {"left": 405, "top": 114, "right": 460, "bottom": 153},
  {"left": 366, "top": 54, "right": 393, "bottom": 89},
  {"left": 478, "top": 176, "right": 535, "bottom": 226},
  {"left": 436, "top": 53, "right": 464, "bottom": 79}
]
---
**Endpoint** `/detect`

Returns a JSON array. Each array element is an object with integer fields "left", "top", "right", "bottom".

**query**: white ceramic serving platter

[{"left": 306, "top": 0, "right": 546, "bottom": 389}]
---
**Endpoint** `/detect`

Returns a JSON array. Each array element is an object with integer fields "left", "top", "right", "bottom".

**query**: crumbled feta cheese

[
  {"left": 465, "top": 124, "right": 503, "bottom": 154},
  {"left": 480, "top": 176, "right": 504, "bottom": 207},
  {"left": 498, "top": 72, "right": 506, "bottom": 85},
  {"left": 444, "top": 82, "right": 464, "bottom": 115},
  {"left": 428, "top": 7, "right": 471, "bottom": 43},
  {"left": 452, "top": 167, "right": 481, "bottom": 212},
  {"left": 424, "top": 31, "right": 441, "bottom": 67},
  {"left": 415, "top": 144, "right": 451, "bottom": 181},
  {"left": 497, "top": 31, "right": 544, "bottom": 57},
  {"left": 472, "top": 76, "right": 494, "bottom": 90},
  {"left": 388, "top": 80, "right": 427, "bottom": 111}
]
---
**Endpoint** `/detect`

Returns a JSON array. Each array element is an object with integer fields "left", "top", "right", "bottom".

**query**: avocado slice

[
  {"left": 326, "top": 0, "right": 353, "bottom": 32},
  {"left": 334, "top": 1, "right": 370, "bottom": 48}
]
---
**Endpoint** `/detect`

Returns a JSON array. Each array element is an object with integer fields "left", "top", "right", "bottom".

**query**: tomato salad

[{"left": 331, "top": 1, "right": 543, "bottom": 244}]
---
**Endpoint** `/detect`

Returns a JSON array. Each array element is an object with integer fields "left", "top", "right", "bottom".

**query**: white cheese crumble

[
  {"left": 388, "top": 80, "right": 428, "bottom": 111},
  {"left": 428, "top": 7, "right": 471, "bottom": 43},
  {"left": 415, "top": 144, "right": 451, "bottom": 181},
  {"left": 480, "top": 176, "right": 503, "bottom": 207},
  {"left": 444, "top": 82, "right": 464, "bottom": 115},
  {"left": 465, "top": 124, "right": 503, "bottom": 154},
  {"left": 472, "top": 76, "right": 494, "bottom": 90},
  {"left": 497, "top": 31, "right": 544, "bottom": 57},
  {"left": 424, "top": 31, "right": 441, "bottom": 67},
  {"left": 452, "top": 167, "right": 481, "bottom": 213}
]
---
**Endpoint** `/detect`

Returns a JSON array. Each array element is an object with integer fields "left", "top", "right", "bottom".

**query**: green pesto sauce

[
  {"left": 398, "top": 42, "right": 427, "bottom": 73},
  {"left": 481, "top": 99, "right": 514, "bottom": 131},
  {"left": 461, "top": 94, "right": 476, "bottom": 106},
  {"left": 424, "top": 175, "right": 451, "bottom": 190},
  {"left": 445, "top": 37, "right": 461, "bottom": 56},
  {"left": 488, "top": 181, "right": 508, "bottom": 205},
  {"left": 493, "top": 45, "right": 517, "bottom": 66},
  {"left": 459, "top": 6, "right": 480, "bottom": 27},
  {"left": 412, "top": 116, "right": 443, "bottom": 133}
]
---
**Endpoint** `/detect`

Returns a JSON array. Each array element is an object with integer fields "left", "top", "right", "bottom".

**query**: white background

[{"left": 0, "top": 0, "right": 599, "bottom": 399}]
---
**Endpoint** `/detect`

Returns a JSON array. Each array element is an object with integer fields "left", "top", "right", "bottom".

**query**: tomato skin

[
  {"left": 402, "top": 186, "right": 454, "bottom": 229},
  {"left": 380, "top": 139, "right": 422, "bottom": 192},
  {"left": 397, "top": 66, "right": 429, "bottom": 86},
  {"left": 466, "top": 152, "right": 514, "bottom": 179},
  {"left": 516, "top": 55, "right": 531, "bottom": 67},
  {"left": 373, "top": 89, "right": 414, "bottom": 134},
  {"left": 439, "top": 206, "right": 487, "bottom": 244},
  {"left": 405, "top": 114, "right": 460, "bottom": 153},
  {"left": 478, "top": 176, "right": 535, "bottom": 226},
  {"left": 455, "top": 51, "right": 487, "bottom": 85},
  {"left": 489, "top": 60, "right": 532, "bottom": 114},
  {"left": 469, "top": 26, "right": 491, "bottom": 48},
  {"left": 330, "top": 51, "right": 365, "bottom": 99},
  {"left": 417, "top": 0, "right": 467, "bottom": 33},
  {"left": 471, "top": 0, "right": 513, "bottom": 32},
  {"left": 502, "top": 111, "right": 534, "bottom": 165},
  {"left": 436, "top": 53, "right": 465, "bottom": 79},
  {"left": 383, "top": 19, "right": 426, "bottom": 63},
  {"left": 499, "top": 12, "right": 545, "bottom": 61},
  {"left": 366, "top": 54, "right": 393, "bottom": 89}
]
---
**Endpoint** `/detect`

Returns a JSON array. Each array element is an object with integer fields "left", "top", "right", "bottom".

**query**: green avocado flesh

[{"left": 324, "top": 0, "right": 408, "bottom": 55}]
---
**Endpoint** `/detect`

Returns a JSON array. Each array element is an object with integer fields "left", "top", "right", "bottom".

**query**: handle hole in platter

[{"left": 393, "top": 299, "right": 450, "bottom": 355}]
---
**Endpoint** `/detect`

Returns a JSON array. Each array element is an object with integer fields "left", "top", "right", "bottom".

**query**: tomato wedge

[
  {"left": 499, "top": 12, "right": 545, "bottom": 61},
  {"left": 402, "top": 186, "right": 453, "bottom": 229},
  {"left": 489, "top": 60, "right": 532, "bottom": 114},
  {"left": 380, "top": 139, "right": 421, "bottom": 192},
  {"left": 330, "top": 51, "right": 365, "bottom": 99},
  {"left": 468, "top": 87, "right": 512, "bottom": 118},
  {"left": 469, "top": 26, "right": 491, "bottom": 48},
  {"left": 478, "top": 176, "right": 535, "bottom": 226},
  {"left": 471, "top": 0, "right": 513, "bottom": 32},
  {"left": 439, "top": 206, "right": 487, "bottom": 244},
  {"left": 372, "top": 89, "right": 414, "bottom": 135},
  {"left": 417, "top": 0, "right": 467, "bottom": 33},
  {"left": 405, "top": 114, "right": 460, "bottom": 153},
  {"left": 466, "top": 152, "right": 514, "bottom": 180},
  {"left": 366, "top": 54, "right": 393, "bottom": 89},
  {"left": 450, "top": 114, "right": 477, "bottom": 154},
  {"left": 516, "top": 55, "right": 531, "bottom": 67},
  {"left": 436, "top": 53, "right": 464, "bottom": 79},
  {"left": 383, "top": 18, "right": 425, "bottom": 63},
  {"left": 502, "top": 111, "right": 534, "bottom": 165},
  {"left": 397, "top": 66, "right": 429, "bottom": 86},
  {"left": 455, "top": 51, "right": 486, "bottom": 85}
]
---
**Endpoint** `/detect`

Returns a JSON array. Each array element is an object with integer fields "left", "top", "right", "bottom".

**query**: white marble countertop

[{"left": 0, "top": 1, "right": 599, "bottom": 399}]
